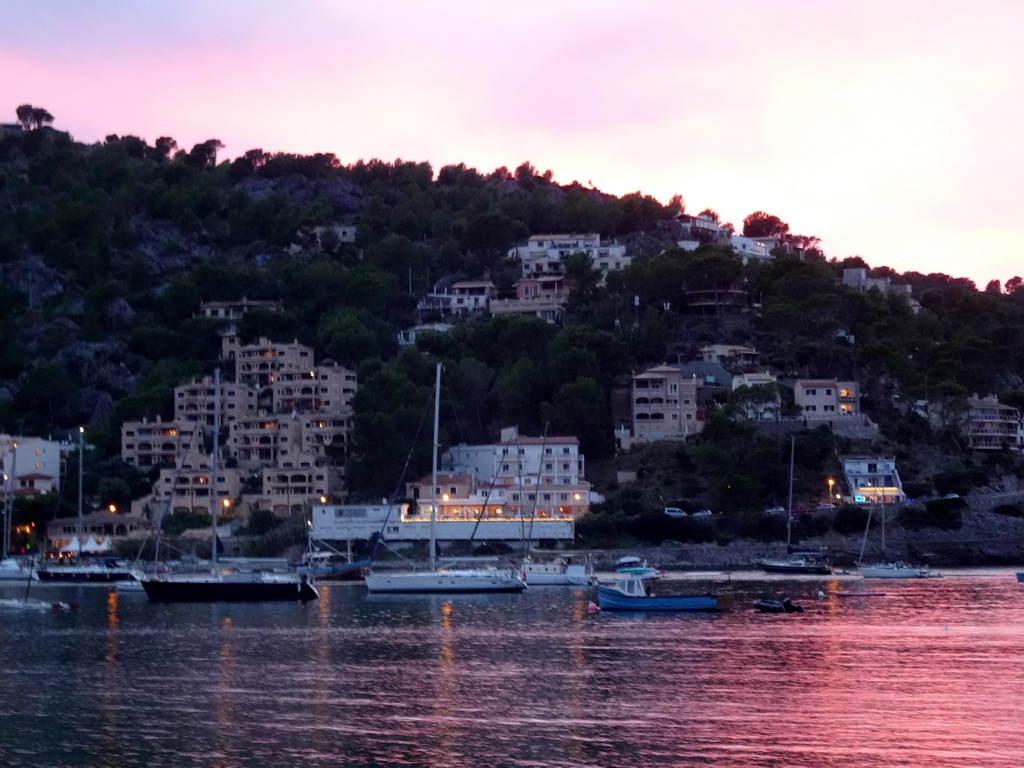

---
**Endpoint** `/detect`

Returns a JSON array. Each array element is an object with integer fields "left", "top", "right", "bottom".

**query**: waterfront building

[{"left": 839, "top": 456, "right": 906, "bottom": 505}]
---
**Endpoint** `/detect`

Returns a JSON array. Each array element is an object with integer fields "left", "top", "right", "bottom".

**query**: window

[
  {"left": 545, "top": 463, "right": 553, "bottom": 471},
  {"left": 545, "top": 448, "right": 553, "bottom": 454},
  {"left": 806, "top": 388, "right": 817, "bottom": 396},
  {"left": 824, "top": 405, "right": 835, "bottom": 412}
]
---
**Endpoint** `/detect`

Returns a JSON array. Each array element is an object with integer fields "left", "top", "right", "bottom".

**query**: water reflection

[{"left": 2, "top": 572, "right": 1024, "bottom": 767}]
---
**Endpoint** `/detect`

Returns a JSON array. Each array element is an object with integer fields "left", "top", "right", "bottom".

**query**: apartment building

[
  {"left": 615, "top": 365, "right": 702, "bottom": 449},
  {"left": 174, "top": 376, "right": 259, "bottom": 427},
  {"left": 121, "top": 418, "right": 202, "bottom": 469},
  {"left": 270, "top": 363, "right": 357, "bottom": 414},
  {"left": 965, "top": 395, "right": 1024, "bottom": 452}
]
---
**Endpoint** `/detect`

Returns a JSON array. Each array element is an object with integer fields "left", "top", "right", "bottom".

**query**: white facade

[
  {"left": 1, "top": 436, "right": 66, "bottom": 496},
  {"left": 512, "top": 234, "right": 629, "bottom": 279},
  {"left": 730, "top": 236, "right": 772, "bottom": 264},
  {"left": 310, "top": 502, "right": 574, "bottom": 545},
  {"left": 840, "top": 456, "right": 906, "bottom": 505},
  {"left": 417, "top": 281, "right": 496, "bottom": 316}
]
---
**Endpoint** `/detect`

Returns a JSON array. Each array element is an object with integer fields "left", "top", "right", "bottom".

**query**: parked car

[
  {"left": 765, "top": 506, "right": 786, "bottom": 515},
  {"left": 663, "top": 507, "right": 688, "bottom": 518},
  {"left": 693, "top": 509, "right": 713, "bottom": 518}
]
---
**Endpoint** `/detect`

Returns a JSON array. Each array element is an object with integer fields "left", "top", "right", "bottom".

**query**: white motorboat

[{"left": 521, "top": 554, "right": 595, "bottom": 586}]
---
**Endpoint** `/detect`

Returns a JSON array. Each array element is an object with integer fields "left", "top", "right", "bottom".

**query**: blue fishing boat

[
  {"left": 594, "top": 575, "right": 731, "bottom": 612},
  {"left": 1016, "top": 572, "right": 1023, "bottom": 583}
]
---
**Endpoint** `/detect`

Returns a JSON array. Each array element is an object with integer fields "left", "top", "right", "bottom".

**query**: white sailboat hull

[
  {"left": 859, "top": 563, "right": 930, "bottom": 579},
  {"left": 365, "top": 568, "right": 527, "bottom": 593}
]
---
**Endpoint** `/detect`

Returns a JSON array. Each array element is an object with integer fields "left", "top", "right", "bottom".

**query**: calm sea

[{"left": 2, "top": 569, "right": 1023, "bottom": 768}]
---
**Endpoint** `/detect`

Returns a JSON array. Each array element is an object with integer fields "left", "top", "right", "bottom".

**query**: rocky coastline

[{"left": 588, "top": 506, "right": 1024, "bottom": 571}]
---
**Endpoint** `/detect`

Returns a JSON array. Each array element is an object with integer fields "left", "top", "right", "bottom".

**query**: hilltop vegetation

[{"left": 3, "top": 107, "right": 1024, "bottom": 535}]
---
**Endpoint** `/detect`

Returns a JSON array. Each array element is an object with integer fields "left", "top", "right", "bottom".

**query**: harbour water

[{"left": 2, "top": 569, "right": 1023, "bottom": 768}]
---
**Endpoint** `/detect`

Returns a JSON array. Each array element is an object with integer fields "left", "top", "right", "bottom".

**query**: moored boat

[
  {"left": 36, "top": 556, "right": 136, "bottom": 583},
  {"left": 758, "top": 551, "right": 832, "bottom": 575},
  {"left": 364, "top": 566, "right": 526, "bottom": 593},
  {"left": 594, "top": 574, "right": 731, "bottom": 612},
  {"left": 522, "top": 554, "right": 595, "bottom": 586},
  {"left": 1016, "top": 572, "right": 1023, "bottom": 583},
  {"left": 614, "top": 556, "right": 665, "bottom": 579},
  {"left": 0, "top": 557, "right": 38, "bottom": 581},
  {"left": 141, "top": 570, "right": 319, "bottom": 602},
  {"left": 753, "top": 597, "right": 805, "bottom": 613},
  {"left": 363, "top": 364, "right": 526, "bottom": 595},
  {"left": 138, "top": 370, "right": 319, "bottom": 603},
  {"left": 858, "top": 562, "right": 931, "bottom": 579}
]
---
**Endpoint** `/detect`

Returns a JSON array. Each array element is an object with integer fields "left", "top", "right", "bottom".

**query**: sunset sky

[{"left": 3, "top": 1, "right": 1021, "bottom": 288}]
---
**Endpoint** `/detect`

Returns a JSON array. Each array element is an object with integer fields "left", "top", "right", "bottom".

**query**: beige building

[
  {"left": 615, "top": 365, "right": 702, "bottom": 449},
  {"left": 965, "top": 395, "right": 1023, "bottom": 452},
  {"left": 794, "top": 379, "right": 860, "bottom": 420},
  {"left": 121, "top": 418, "right": 203, "bottom": 469},
  {"left": 700, "top": 344, "right": 761, "bottom": 367},
  {"left": 231, "top": 337, "right": 316, "bottom": 388},
  {"left": 270, "top": 364, "right": 357, "bottom": 414},
  {"left": 174, "top": 376, "right": 259, "bottom": 428},
  {"left": 152, "top": 442, "right": 246, "bottom": 515}
]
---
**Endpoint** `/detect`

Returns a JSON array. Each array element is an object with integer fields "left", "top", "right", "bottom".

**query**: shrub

[
  {"left": 162, "top": 510, "right": 211, "bottom": 536},
  {"left": 832, "top": 505, "right": 870, "bottom": 535}
]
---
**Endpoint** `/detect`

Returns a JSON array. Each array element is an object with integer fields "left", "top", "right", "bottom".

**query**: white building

[
  {"left": 840, "top": 456, "right": 906, "bottom": 505},
  {"left": 1, "top": 435, "right": 67, "bottom": 497},
  {"left": 511, "top": 234, "right": 629, "bottom": 280},
  {"left": 311, "top": 425, "right": 592, "bottom": 544},
  {"left": 310, "top": 500, "right": 574, "bottom": 546}
]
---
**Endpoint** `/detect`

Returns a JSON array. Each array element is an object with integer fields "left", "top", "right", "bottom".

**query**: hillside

[{"left": 3, "top": 109, "right": 1024, "bottom": 550}]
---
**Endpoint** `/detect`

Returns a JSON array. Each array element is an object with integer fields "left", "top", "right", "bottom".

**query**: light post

[{"left": 827, "top": 478, "right": 835, "bottom": 504}]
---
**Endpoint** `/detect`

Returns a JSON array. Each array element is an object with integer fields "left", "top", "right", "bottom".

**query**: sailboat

[
  {"left": 857, "top": 504, "right": 931, "bottom": 579},
  {"left": 364, "top": 363, "right": 528, "bottom": 594},
  {"left": 140, "top": 369, "right": 319, "bottom": 602},
  {"left": 1, "top": 454, "right": 37, "bottom": 581},
  {"left": 758, "top": 436, "right": 832, "bottom": 575},
  {"left": 36, "top": 428, "right": 136, "bottom": 583}
]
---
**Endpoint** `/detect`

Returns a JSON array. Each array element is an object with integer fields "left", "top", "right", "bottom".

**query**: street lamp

[{"left": 827, "top": 478, "right": 835, "bottom": 503}]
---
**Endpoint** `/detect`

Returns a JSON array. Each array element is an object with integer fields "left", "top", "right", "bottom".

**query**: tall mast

[
  {"left": 77, "top": 428, "right": 84, "bottom": 554},
  {"left": 2, "top": 441, "right": 15, "bottom": 557},
  {"left": 429, "top": 362, "right": 440, "bottom": 572},
  {"left": 211, "top": 369, "right": 221, "bottom": 574},
  {"left": 785, "top": 435, "right": 794, "bottom": 550}
]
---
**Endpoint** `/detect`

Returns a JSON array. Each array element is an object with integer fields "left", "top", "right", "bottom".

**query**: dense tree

[{"left": 742, "top": 211, "right": 789, "bottom": 238}]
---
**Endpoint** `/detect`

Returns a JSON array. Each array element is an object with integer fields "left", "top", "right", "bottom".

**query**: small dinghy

[{"left": 753, "top": 597, "right": 805, "bottom": 613}]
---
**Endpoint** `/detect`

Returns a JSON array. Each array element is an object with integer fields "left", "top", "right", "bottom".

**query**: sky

[{"left": 3, "top": 0, "right": 1022, "bottom": 289}]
